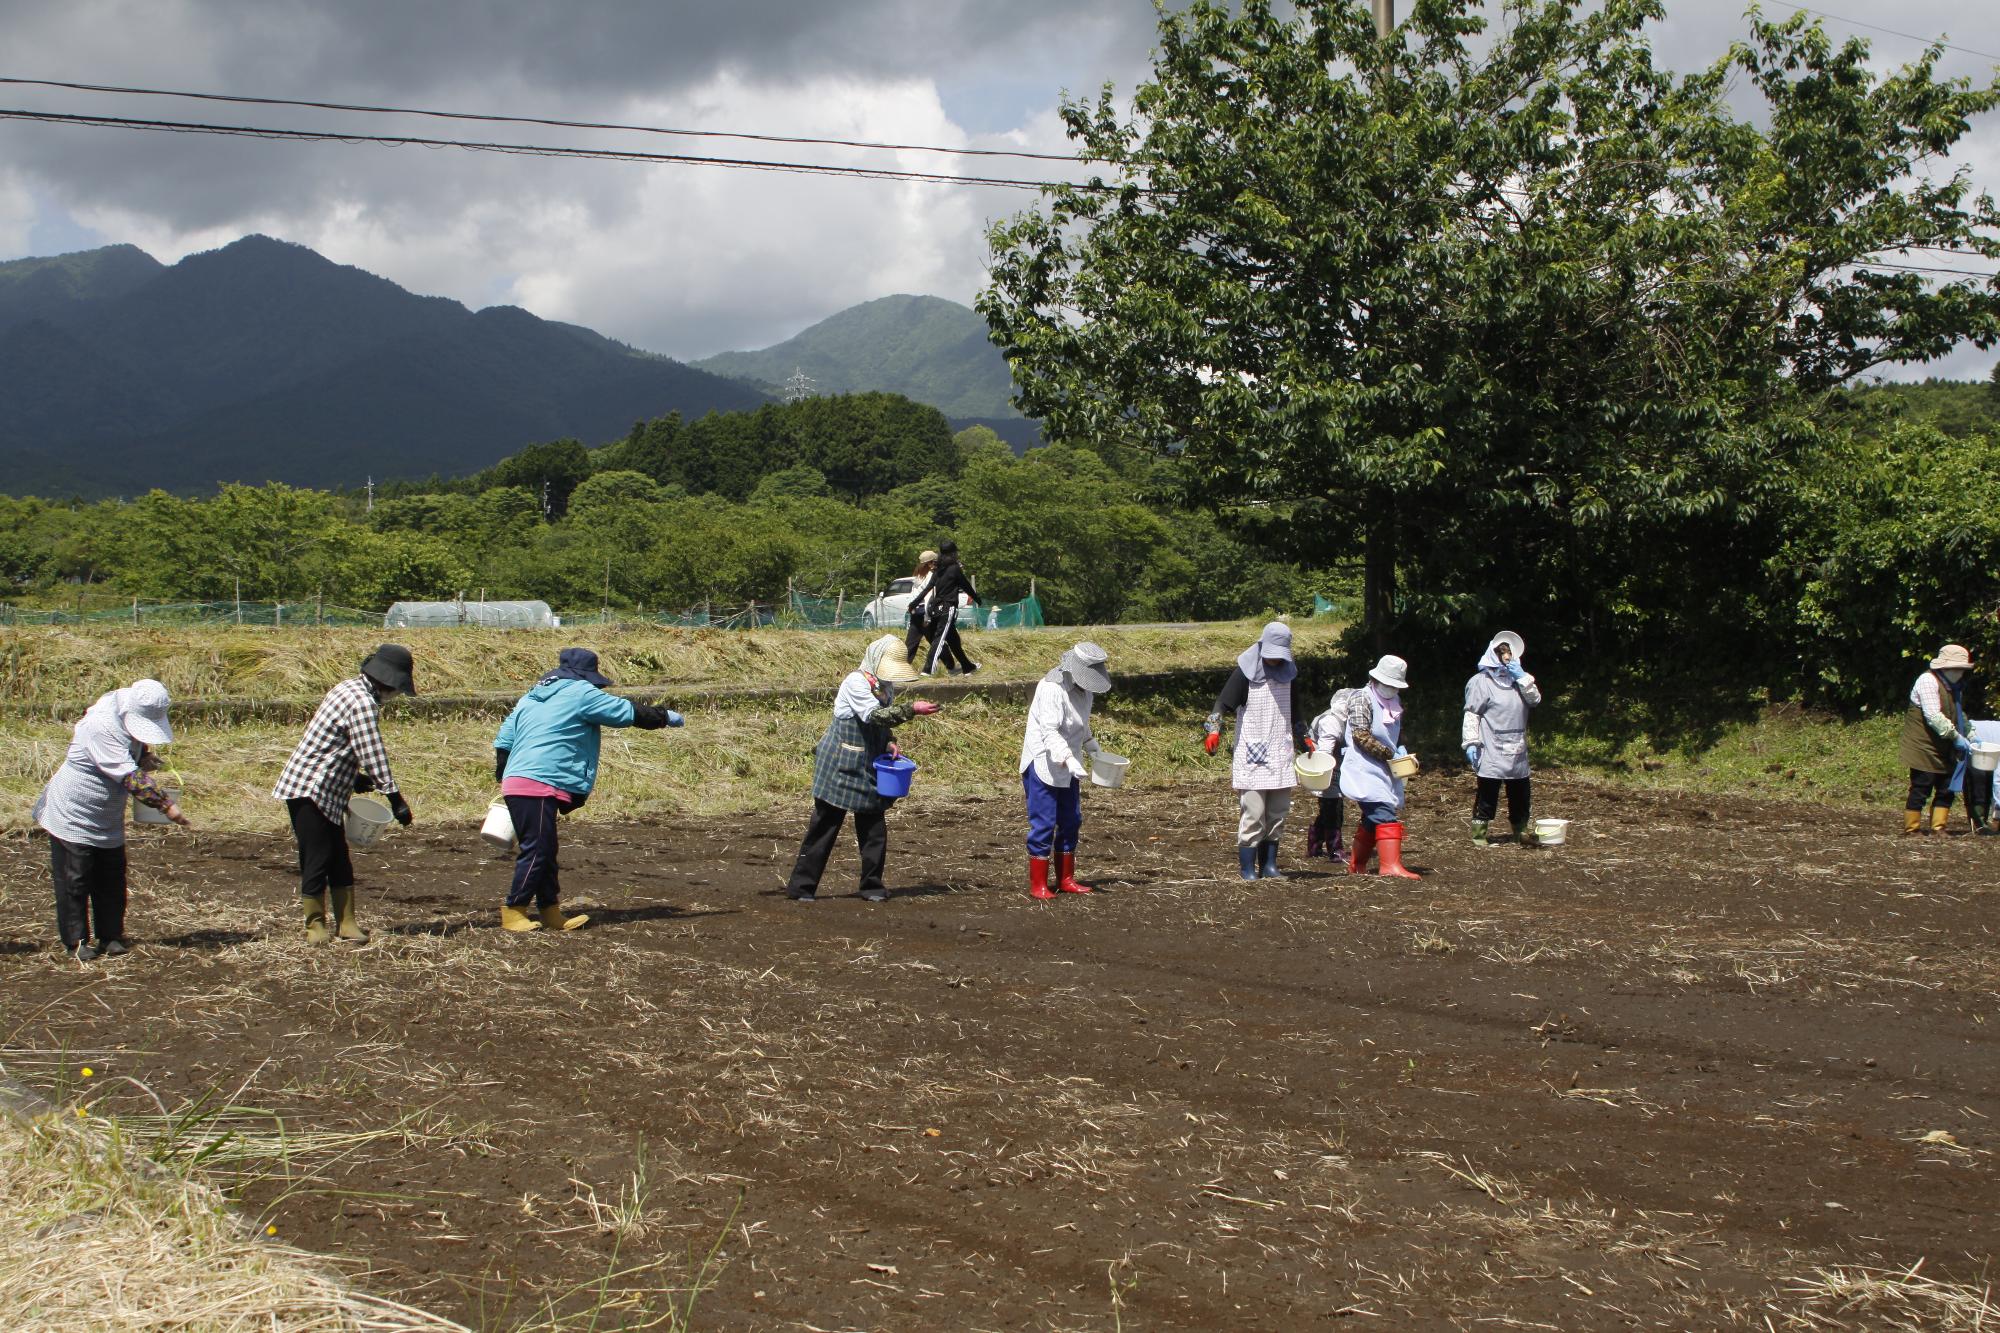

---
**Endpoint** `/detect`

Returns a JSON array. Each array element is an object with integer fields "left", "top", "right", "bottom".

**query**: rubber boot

[
  {"left": 1470, "top": 819, "right": 1490, "bottom": 847},
  {"left": 1029, "top": 856, "right": 1055, "bottom": 900},
  {"left": 330, "top": 885, "right": 369, "bottom": 942},
  {"left": 1057, "top": 851, "right": 1090, "bottom": 894},
  {"left": 1374, "top": 822, "right": 1422, "bottom": 880},
  {"left": 303, "top": 893, "right": 332, "bottom": 945},
  {"left": 1931, "top": 803, "right": 1951, "bottom": 834},
  {"left": 1257, "top": 841, "right": 1283, "bottom": 879},
  {"left": 1903, "top": 808, "right": 1922, "bottom": 835},
  {"left": 539, "top": 903, "right": 589, "bottom": 931},
  {"left": 500, "top": 905, "right": 543, "bottom": 932},
  {"left": 1348, "top": 823, "right": 1378, "bottom": 875},
  {"left": 1511, "top": 818, "right": 1538, "bottom": 848},
  {"left": 1237, "top": 845, "right": 1259, "bottom": 881}
]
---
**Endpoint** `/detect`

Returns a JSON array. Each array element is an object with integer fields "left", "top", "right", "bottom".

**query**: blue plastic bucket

[{"left": 873, "top": 754, "right": 917, "bottom": 798}]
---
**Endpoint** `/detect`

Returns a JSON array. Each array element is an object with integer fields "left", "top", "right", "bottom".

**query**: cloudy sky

[{"left": 1, "top": 0, "right": 1996, "bottom": 378}]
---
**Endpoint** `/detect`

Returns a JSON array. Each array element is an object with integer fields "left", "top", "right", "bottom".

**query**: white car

[{"left": 863, "top": 577, "right": 976, "bottom": 629}]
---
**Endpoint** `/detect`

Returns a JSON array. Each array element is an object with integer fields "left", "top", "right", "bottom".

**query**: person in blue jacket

[{"left": 492, "top": 648, "right": 680, "bottom": 932}]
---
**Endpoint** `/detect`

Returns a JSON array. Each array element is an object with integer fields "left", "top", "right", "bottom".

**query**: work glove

[
  {"left": 1464, "top": 745, "right": 1480, "bottom": 767},
  {"left": 387, "top": 791, "right": 413, "bottom": 826},
  {"left": 1393, "top": 745, "right": 1408, "bottom": 759},
  {"left": 1955, "top": 733, "right": 1973, "bottom": 755},
  {"left": 1302, "top": 736, "right": 1317, "bottom": 753},
  {"left": 1505, "top": 659, "right": 1526, "bottom": 681},
  {"left": 911, "top": 699, "right": 941, "bottom": 716},
  {"left": 1204, "top": 730, "right": 1221, "bottom": 755},
  {"left": 353, "top": 772, "right": 377, "bottom": 793},
  {"left": 493, "top": 748, "right": 509, "bottom": 783},
  {"left": 630, "top": 704, "right": 671, "bottom": 730},
  {"left": 1068, "top": 759, "right": 1089, "bottom": 782}
]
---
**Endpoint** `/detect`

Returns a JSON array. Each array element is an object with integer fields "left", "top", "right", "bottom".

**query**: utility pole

[
  {"left": 365, "top": 475, "right": 374, "bottom": 513},
  {"left": 783, "top": 367, "right": 816, "bottom": 403},
  {"left": 1372, "top": 0, "right": 1393, "bottom": 39}
]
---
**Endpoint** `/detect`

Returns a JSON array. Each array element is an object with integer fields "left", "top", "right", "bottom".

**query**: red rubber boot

[
  {"left": 1375, "top": 822, "right": 1422, "bottom": 879},
  {"left": 1029, "top": 856, "right": 1055, "bottom": 900},
  {"left": 1347, "top": 823, "right": 1378, "bottom": 875},
  {"left": 1057, "top": 851, "right": 1091, "bottom": 893}
]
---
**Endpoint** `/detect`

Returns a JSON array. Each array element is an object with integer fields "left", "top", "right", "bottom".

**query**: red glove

[
  {"left": 1203, "top": 731, "right": 1220, "bottom": 755},
  {"left": 911, "top": 699, "right": 941, "bottom": 716},
  {"left": 1303, "top": 736, "right": 1317, "bottom": 753}
]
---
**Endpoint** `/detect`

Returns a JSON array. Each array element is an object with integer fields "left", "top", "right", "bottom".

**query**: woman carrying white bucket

[
  {"left": 1205, "top": 622, "right": 1306, "bottom": 881},
  {"left": 1303, "top": 688, "right": 1359, "bottom": 861},
  {"left": 1019, "top": 642, "right": 1112, "bottom": 899},
  {"left": 32, "top": 679, "right": 189, "bottom": 961},
  {"left": 783, "top": 636, "right": 940, "bottom": 902},
  {"left": 1462, "top": 631, "right": 1543, "bottom": 846},
  {"left": 272, "top": 644, "right": 416, "bottom": 944},
  {"left": 1340, "top": 655, "right": 1421, "bottom": 879}
]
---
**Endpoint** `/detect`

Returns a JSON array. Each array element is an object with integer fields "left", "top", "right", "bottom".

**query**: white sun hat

[
  {"left": 117, "top": 678, "right": 174, "bottom": 747},
  {"left": 1368, "top": 655, "right": 1410, "bottom": 690}
]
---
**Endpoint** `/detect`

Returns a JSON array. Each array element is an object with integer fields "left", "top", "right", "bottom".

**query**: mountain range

[{"left": 0, "top": 237, "right": 1033, "bottom": 496}]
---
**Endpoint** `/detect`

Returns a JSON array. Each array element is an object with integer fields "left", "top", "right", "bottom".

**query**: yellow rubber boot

[
  {"left": 329, "top": 886, "right": 370, "bottom": 942},
  {"left": 303, "top": 894, "right": 332, "bottom": 945},
  {"left": 1904, "top": 808, "right": 1922, "bottom": 835},
  {"left": 1931, "top": 804, "right": 1951, "bottom": 834},
  {"left": 539, "top": 904, "right": 589, "bottom": 931},
  {"left": 500, "top": 905, "right": 543, "bottom": 933}
]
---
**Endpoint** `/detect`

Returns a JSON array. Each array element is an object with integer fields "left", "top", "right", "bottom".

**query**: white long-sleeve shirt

[{"left": 1019, "top": 677, "right": 1097, "bottom": 786}]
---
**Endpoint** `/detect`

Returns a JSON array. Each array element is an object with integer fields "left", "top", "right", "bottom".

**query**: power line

[
  {"left": 1762, "top": 2, "right": 2000, "bottom": 65},
  {"left": 0, "top": 106, "right": 1131, "bottom": 193},
  {"left": 0, "top": 74, "right": 1111, "bottom": 166},
  {"left": 1855, "top": 258, "right": 2000, "bottom": 278}
]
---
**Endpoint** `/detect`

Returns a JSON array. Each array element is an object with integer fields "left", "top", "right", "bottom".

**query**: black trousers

[
  {"left": 1473, "top": 776, "right": 1533, "bottom": 824},
  {"left": 1907, "top": 768, "right": 1957, "bottom": 812},
  {"left": 786, "top": 798, "right": 887, "bottom": 897},
  {"left": 1307, "top": 794, "right": 1344, "bottom": 853},
  {"left": 50, "top": 835, "right": 127, "bottom": 950},
  {"left": 911, "top": 606, "right": 972, "bottom": 673},
  {"left": 505, "top": 794, "right": 564, "bottom": 908},
  {"left": 287, "top": 797, "right": 354, "bottom": 897}
]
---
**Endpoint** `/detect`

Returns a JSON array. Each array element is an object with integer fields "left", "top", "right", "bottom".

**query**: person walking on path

[
  {"left": 901, "top": 549, "right": 938, "bottom": 657},
  {"left": 1205, "top": 621, "right": 1306, "bottom": 881},
  {"left": 492, "top": 648, "right": 681, "bottom": 933},
  {"left": 1902, "top": 643, "right": 1977, "bottom": 835},
  {"left": 1340, "top": 655, "right": 1421, "bottom": 879},
  {"left": 32, "top": 679, "right": 189, "bottom": 961},
  {"left": 912, "top": 540, "right": 982, "bottom": 676},
  {"left": 1462, "top": 632, "right": 1543, "bottom": 847},
  {"left": 1304, "top": 687, "right": 1358, "bottom": 861},
  {"left": 785, "top": 636, "right": 941, "bottom": 902},
  {"left": 272, "top": 644, "right": 415, "bottom": 944},
  {"left": 1020, "top": 642, "right": 1113, "bottom": 899}
]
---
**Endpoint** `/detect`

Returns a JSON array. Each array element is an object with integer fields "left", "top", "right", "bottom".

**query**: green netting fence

[
  {"left": 1, "top": 599, "right": 381, "bottom": 627},
  {"left": 1312, "top": 593, "right": 1357, "bottom": 620}
]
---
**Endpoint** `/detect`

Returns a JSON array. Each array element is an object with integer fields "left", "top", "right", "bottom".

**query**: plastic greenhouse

[{"left": 383, "top": 600, "right": 558, "bottom": 629}]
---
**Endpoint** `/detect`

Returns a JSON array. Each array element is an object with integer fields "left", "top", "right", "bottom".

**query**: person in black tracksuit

[{"left": 910, "top": 540, "right": 982, "bottom": 676}]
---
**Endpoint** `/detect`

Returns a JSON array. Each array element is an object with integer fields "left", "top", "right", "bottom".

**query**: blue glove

[
  {"left": 1393, "top": 745, "right": 1408, "bottom": 759},
  {"left": 1506, "top": 659, "right": 1526, "bottom": 681},
  {"left": 1954, "top": 733, "right": 1972, "bottom": 755},
  {"left": 1464, "top": 745, "right": 1480, "bottom": 767},
  {"left": 666, "top": 709, "right": 686, "bottom": 728}
]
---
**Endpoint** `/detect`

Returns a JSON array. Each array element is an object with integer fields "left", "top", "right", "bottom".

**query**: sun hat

[
  {"left": 1489, "top": 631, "right": 1524, "bottom": 660},
  {"left": 116, "top": 679, "right": 173, "bottom": 747},
  {"left": 360, "top": 643, "right": 417, "bottom": 696},
  {"left": 873, "top": 636, "right": 923, "bottom": 685},
  {"left": 1932, "top": 644, "right": 1974, "bottom": 671},
  {"left": 1256, "top": 621, "right": 1294, "bottom": 663},
  {"left": 1060, "top": 641, "right": 1112, "bottom": 694},
  {"left": 545, "top": 646, "right": 612, "bottom": 688},
  {"left": 1369, "top": 654, "right": 1410, "bottom": 690},
  {"left": 917, "top": 549, "right": 938, "bottom": 565}
]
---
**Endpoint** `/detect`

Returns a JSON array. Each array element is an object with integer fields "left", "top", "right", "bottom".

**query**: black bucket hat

[{"left": 360, "top": 643, "right": 417, "bottom": 696}]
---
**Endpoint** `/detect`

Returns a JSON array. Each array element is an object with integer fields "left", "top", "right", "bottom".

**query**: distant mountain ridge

[
  {"left": 695, "top": 293, "right": 1023, "bottom": 422},
  {"left": 0, "top": 236, "right": 767, "bottom": 495}
]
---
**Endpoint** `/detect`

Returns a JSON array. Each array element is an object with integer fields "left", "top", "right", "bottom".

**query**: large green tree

[{"left": 981, "top": 0, "right": 2000, "bottom": 667}]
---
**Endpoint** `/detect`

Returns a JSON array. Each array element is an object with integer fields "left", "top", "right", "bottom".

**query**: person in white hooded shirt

[
  {"left": 1020, "top": 642, "right": 1111, "bottom": 898},
  {"left": 1461, "top": 631, "right": 1543, "bottom": 846}
]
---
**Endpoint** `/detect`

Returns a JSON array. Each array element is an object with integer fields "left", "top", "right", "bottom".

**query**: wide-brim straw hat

[
  {"left": 1062, "top": 641, "right": 1112, "bottom": 694},
  {"left": 874, "top": 637, "right": 923, "bottom": 685},
  {"left": 1932, "top": 643, "right": 1974, "bottom": 671},
  {"left": 117, "top": 678, "right": 174, "bottom": 747},
  {"left": 1369, "top": 654, "right": 1410, "bottom": 690}
]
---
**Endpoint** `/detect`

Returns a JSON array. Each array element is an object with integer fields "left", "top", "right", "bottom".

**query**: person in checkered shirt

[{"left": 272, "top": 644, "right": 416, "bottom": 944}]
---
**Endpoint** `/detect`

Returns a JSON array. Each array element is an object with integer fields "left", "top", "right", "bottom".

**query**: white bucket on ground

[
  {"left": 480, "top": 798, "right": 517, "bottom": 850},
  {"left": 1090, "top": 751, "right": 1130, "bottom": 788},
  {"left": 132, "top": 786, "right": 181, "bottom": 826},
  {"left": 345, "top": 794, "right": 395, "bottom": 848},
  {"left": 1972, "top": 744, "right": 2000, "bottom": 773},
  {"left": 1534, "top": 817, "right": 1570, "bottom": 846},
  {"left": 1294, "top": 752, "right": 1335, "bottom": 791}
]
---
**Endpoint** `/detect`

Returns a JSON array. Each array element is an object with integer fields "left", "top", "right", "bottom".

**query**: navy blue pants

[
  {"left": 1023, "top": 770, "right": 1082, "bottom": 857},
  {"left": 505, "top": 795, "right": 567, "bottom": 908}
]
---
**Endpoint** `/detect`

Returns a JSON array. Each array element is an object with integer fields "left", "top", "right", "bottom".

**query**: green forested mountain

[
  {"left": 694, "top": 294, "right": 1022, "bottom": 421},
  {"left": 0, "top": 237, "right": 767, "bottom": 496}
]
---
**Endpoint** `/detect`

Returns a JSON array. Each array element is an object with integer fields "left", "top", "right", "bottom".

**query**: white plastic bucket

[
  {"left": 132, "top": 786, "right": 181, "bottom": 825},
  {"left": 1972, "top": 744, "right": 2000, "bottom": 773},
  {"left": 480, "top": 798, "right": 517, "bottom": 850},
  {"left": 1294, "top": 752, "right": 1335, "bottom": 791},
  {"left": 344, "top": 794, "right": 395, "bottom": 848},
  {"left": 1534, "top": 817, "right": 1570, "bottom": 846},
  {"left": 1089, "top": 751, "right": 1130, "bottom": 788}
]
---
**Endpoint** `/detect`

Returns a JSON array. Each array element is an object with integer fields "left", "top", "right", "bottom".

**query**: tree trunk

[{"left": 1363, "top": 510, "right": 1397, "bottom": 655}]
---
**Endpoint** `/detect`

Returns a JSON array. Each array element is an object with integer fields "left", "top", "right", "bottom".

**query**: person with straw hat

[
  {"left": 272, "top": 644, "right": 416, "bottom": 944},
  {"left": 32, "top": 678, "right": 188, "bottom": 961},
  {"left": 492, "top": 648, "right": 683, "bottom": 933},
  {"left": 784, "top": 635, "right": 941, "bottom": 902},
  {"left": 1205, "top": 621, "right": 1307, "bottom": 880},
  {"left": 1462, "top": 631, "right": 1543, "bottom": 847},
  {"left": 1901, "top": 643, "right": 1978, "bottom": 835},
  {"left": 1340, "top": 654, "right": 1421, "bottom": 879},
  {"left": 1020, "top": 642, "right": 1112, "bottom": 899}
]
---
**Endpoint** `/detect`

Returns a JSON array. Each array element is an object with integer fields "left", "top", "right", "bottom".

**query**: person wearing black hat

[
  {"left": 272, "top": 644, "right": 417, "bottom": 944},
  {"left": 491, "top": 648, "right": 683, "bottom": 932}
]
